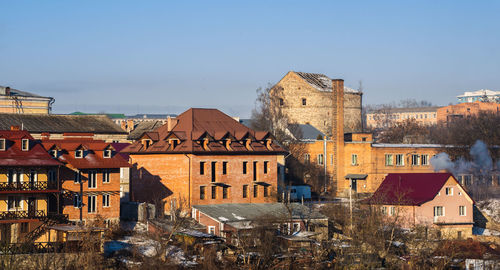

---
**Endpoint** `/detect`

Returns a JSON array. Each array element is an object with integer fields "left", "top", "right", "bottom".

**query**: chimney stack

[
  {"left": 167, "top": 116, "right": 178, "bottom": 132},
  {"left": 126, "top": 119, "right": 134, "bottom": 133},
  {"left": 10, "top": 125, "right": 20, "bottom": 131}
]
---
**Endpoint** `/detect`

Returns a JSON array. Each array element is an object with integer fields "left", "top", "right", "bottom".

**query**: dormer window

[
  {"left": 0, "top": 139, "right": 5, "bottom": 151},
  {"left": 75, "top": 149, "right": 83, "bottom": 158},
  {"left": 50, "top": 149, "right": 58, "bottom": 158},
  {"left": 225, "top": 139, "right": 232, "bottom": 150},
  {"left": 202, "top": 138, "right": 209, "bottom": 151},
  {"left": 245, "top": 139, "right": 252, "bottom": 150},
  {"left": 103, "top": 149, "right": 112, "bottom": 158},
  {"left": 142, "top": 139, "right": 152, "bottom": 149},
  {"left": 21, "top": 139, "right": 29, "bottom": 151},
  {"left": 265, "top": 139, "right": 272, "bottom": 150}
]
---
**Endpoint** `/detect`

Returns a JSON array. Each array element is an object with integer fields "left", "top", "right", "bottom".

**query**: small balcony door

[{"left": 27, "top": 197, "right": 36, "bottom": 217}]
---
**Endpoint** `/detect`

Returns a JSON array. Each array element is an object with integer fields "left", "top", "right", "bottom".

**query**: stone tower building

[{"left": 270, "top": 71, "right": 362, "bottom": 137}]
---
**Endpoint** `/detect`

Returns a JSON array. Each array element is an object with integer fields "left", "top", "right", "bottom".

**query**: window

[
  {"left": 29, "top": 170, "right": 37, "bottom": 184},
  {"left": 73, "top": 194, "right": 81, "bottom": 208},
  {"left": 304, "top": 154, "right": 310, "bottom": 164},
  {"left": 88, "top": 195, "right": 96, "bottom": 213},
  {"left": 293, "top": 223, "right": 300, "bottom": 232},
  {"left": 103, "top": 194, "right": 110, "bottom": 207},
  {"left": 281, "top": 223, "right": 289, "bottom": 234},
  {"left": 20, "top": 222, "right": 29, "bottom": 233},
  {"left": 21, "top": 139, "right": 29, "bottom": 151},
  {"left": 242, "top": 161, "right": 248, "bottom": 174},
  {"left": 200, "top": 186, "right": 206, "bottom": 200},
  {"left": 279, "top": 98, "right": 284, "bottom": 106},
  {"left": 103, "top": 170, "right": 110, "bottom": 183},
  {"left": 381, "top": 206, "right": 387, "bottom": 215},
  {"left": 88, "top": 171, "right": 97, "bottom": 188},
  {"left": 211, "top": 162, "right": 216, "bottom": 182},
  {"left": 8, "top": 196, "right": 21, "bottom": 210},
  {"left": 351, "top": 154, "right": 358, "bottom": 166},
  {"left": 200, "top": 162, "right": 205, "bottom": 175},
  {"left": 396, "top": 154, "right": 404, "bottom": 166},
  {"left": 50, "top": 149, "right": 58, "bottom": 158},
  {"left": 74, "top": 171, "right": 81, "bottom": 184},
  {"left": 445, "top": 187, "right": 453, "bottom": 195},
  {"left": 264, "top": 186, "right": 269, "bottom": 197},
  {"left": 330, "top": 154, "right": 334, "bottom": 165},
  {"left": 253, "top": 161, "right": 258, "bottom": 181},
  {"left": 459, "top": 205, "right": 466, "bottom": 216},
  {"left": 411, "top": 154, "right": 419, "bottom": 166},
  {"left": 222, "top": 161, "right": 227, "bottom": 175},
  {"left": 208, "top": 226, "right": 215, "bottom": 235},
  {"left": 103, "top": 149, "right": 112, "bottom": 158},
  {"left": 75, "top": 149, "right": 83, "bottom": 158},
  {"left": 253, "top": 185, "right": 258, "bottom": 197},
  {"left": 264, "top": 161, "right": 269, "bottom": 174},
  {"left": 0, "top": 139, "right": 5, "bottom": 151},
  {"left": 308, "top": 224, "right": 316, "bottom": 232},
  {"left": 223, "top": 186, "right": 228, "bottom": 199},
  {"left": 211, "top": 186, "right": 216, "bottom": 199},
  {"left": 421, "top": 155, "right": 429, "bottom": 166},
  {"left": 385, "top": 154, "right": 393, "bottom": 166},
  {"left": 390, "top": 206, "right": 395, "bottom": 216},
  {"left": 243, "top": 185, "right": 248, "bottom": 198},
  {"left": 318, "top": 154, "right": 324, "bottom": 165},
  {"left": 434, "top": 206, "right": 444, "bottom": 217},
  {"left": 302, "top": 98, "right": 306, "bottom": 105},
  {"left": 48, "top": 170, "right": 56, "bottom": 182},
  {"left": 464, "top": 175, "right": 472, "bottom": 185}
]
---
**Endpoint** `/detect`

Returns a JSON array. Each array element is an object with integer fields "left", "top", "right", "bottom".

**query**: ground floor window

[{"left": 434, "top": 206, "right": 444, "bottom": 217}]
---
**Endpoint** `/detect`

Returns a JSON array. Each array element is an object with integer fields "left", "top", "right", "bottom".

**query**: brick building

[
  {"left": 42, "top": 135, "right": 130, "bottom": 224},
  {"left": 436, "top": 101, "right": 500, "bottom": 122},
  {"left": 123, "top": 108, "right": 287, "bottom": 214},
  {"left": 0, "top": 128, "right": 63, "bottom": 243},
  {"left": 366, "top": 106, "right": 440, "bottom": 129},
  {"left": 270, "top": 71, "right": 363, "bottom": 136},
  {"left": 0, "top": 86, "right": 54, "bottom": 114}
]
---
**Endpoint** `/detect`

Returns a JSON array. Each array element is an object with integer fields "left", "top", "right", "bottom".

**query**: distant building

[
  {"left": 271, "top": 71, "right": 363, "bottom": 136},
  {"left": 366, "top": 173, "right": 474, "bottom": 239},
  {"left": 123, "top": 108, "right": 287, "bottom": 214},
  {"left": 0, "top": 86, "right": 54, "bottom": 114},
  {"left": 0, "top": 114, "right": 128, "bottom": 142},
  {"left": 365, "top": 107, "right": 440, "bottom": 129},
  {"left": 437, "top": 101, "right": 500, "bottom": 122},
  {"left": 457, "top": 89, "right": 500, "bottom": 103},
  {"left": 41, "top": 135, "right": 130, "bottom": 225}
]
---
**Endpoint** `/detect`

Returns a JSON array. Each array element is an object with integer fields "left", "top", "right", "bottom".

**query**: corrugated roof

[
  {"left": 193, "top": 203, "right": 326, "bottom": 223},
  {"left": 0, "top": 86, "right": 52, "bottom": 99},
  {"left": 294, "top": 71, "right": 360, "bottom": 93},
  {"left": 366, "top": 173, "right": 457, "bottom": 206},
  {"left": 0, "top": 130, "right": 62, "bottom": 166},
  {"left": 0, "top": 114, "right": 126, "bottom": 134},
  {"left": 128, "top": 120, "right": 165, "bottom": 140}
]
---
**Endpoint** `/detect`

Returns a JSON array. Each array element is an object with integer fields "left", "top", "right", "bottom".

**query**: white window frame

[
  {"left": 351, "top": 154, "right": 358, "bottom": 166},
  {"left": 292, "top": 222, "right": 300, "bottom": 232},
  {"left": 396, "top": 154, "right": 404, "bottom": 166},
  {"left": 74, "top": 171, "right": 81, "bottom": 184},
  {"left": 103, "top": 170, "right": 110, "bottom": 183},
  {"left": 75, "top": 149, "right": 83, "bottom": 158},
  {"left": 0, "top": 139, "right": 5, "bottom": 151},
  {"left": 389, "top": 206, "right": 395, "bottom": 216},
  {"left": 445, "top": 187, "right": 453, "bottom": 195},
  {"left": 88, "top": 170, "right": 97, "bottom": 189},
  {"left": 330, "top": 154, "right": 333, "bottom": 165},
  {"left": 103, "top": 194, "right": 110, "bottom": 207},
  {"left": 381, "top": 206, "right": 387, "bottom": 215},
  {"left": 411, "top": 154, "right": 419, "bottom": 166},
  {"left": 421, "top": 154, "right": 429, "bottom": 166},
  {"left": 208, "top": 226, "right": 215, "bottom": 235},
  {"left": 8, "top": 196, "right": 23, "bottom": 210},
  {"left": 50, "top": 149, "right": 58, "bottom": 158},
  {"left": 103, "top": 149, "right": 112, "bottom": 158},
  {"left": 385, "top": 154, "right": 393, "bottom": 166},
  {"left": 317, "top": 154, "right": 324, "bottom": 165},
  {"left": 459, "top": 205, "right": 466, "bottom": 216},
  {"left": 88, "top": 195, "right": 96, "bottom": 213},
  {"left": 21, "top": 139, "right": 29, "bottom": 151},
  {"left": 434, "top": 206, "right": 444, "bottom": 217}
]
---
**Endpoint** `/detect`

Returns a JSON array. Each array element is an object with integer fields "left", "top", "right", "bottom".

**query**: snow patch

[
  {"left": 218, "top": 216, "right": 228, "bottom": 222},
  {"left": 232, "top": 213, "right": 245, "bottom": 220}
]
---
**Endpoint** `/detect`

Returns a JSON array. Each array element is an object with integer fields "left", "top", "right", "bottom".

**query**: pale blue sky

[{"left": 1, "top": 1, "right": 499, "bottom": 116}]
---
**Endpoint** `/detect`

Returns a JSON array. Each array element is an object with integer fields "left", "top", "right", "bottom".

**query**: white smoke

[{"left": 431, "top": 140, "right": 496, "bottom": 176}]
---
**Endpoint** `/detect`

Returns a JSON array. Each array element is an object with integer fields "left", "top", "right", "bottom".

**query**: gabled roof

[
  {"left": 42, "top": 139, "right": 130, "bottom": 169},
  {"left": 123, "top": 108, "right": 287, "bottom": 155},
  {"left": 128, "top": 120, "right": 165, "bottom": 140},
  {"left": 0, "top": 114, "right": 126, "bottom": 134},
  {"left": 366, "top": 173, "right": 460, "bottom": 206},
  {"left": 0, "top": 130, "right": 62, "bottom": 167},
  {"left": 293, "top": 71, "right": 360, "bottom": 93}
]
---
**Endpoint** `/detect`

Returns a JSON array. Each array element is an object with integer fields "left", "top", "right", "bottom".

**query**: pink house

[{"left": 367, "top": 173, "right": 474, "bottom": 239}]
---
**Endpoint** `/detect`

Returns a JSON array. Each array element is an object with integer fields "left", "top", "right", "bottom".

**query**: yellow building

[{"left": 0, "top": 86, "right": 54, "bottom": 114}]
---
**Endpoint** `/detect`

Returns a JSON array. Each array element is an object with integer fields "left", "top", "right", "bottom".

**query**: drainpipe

[
  {"left": 184, "top": 154, "right": 192, "bottom": 209},
  {"left": 323, "top": 136, "right": 327, "bottom": 193}
]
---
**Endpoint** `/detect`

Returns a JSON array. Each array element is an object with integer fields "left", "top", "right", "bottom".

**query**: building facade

[
  {"left": 0, "top": 128, "right": 63, "bottom": 243},
  {"left": 0, "top": 86, "right": 54, "bottom": 114},
  {"left": 42, "top": 135, "right": 130, "bottom": 224},
  {"left": 270, "top": 71, "right": 362, "bottom": 136},
  {"left": 123, "top": 108, "right": 287, "bottom": 214},
  {"left": 436, "top": 101, "right": 500, "bottom": 122},
  {"left": 365, "top": 107, "right": 440, "bottom": 129},
  {"left": 367, "top": 173, "right": 474, "bottom": 239},
  {"left": 457, "top": 89, "right": 500, "bottom": 103}
]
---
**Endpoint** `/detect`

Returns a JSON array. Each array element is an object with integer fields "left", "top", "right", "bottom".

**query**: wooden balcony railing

[
  {"left": 0, "top": 210, "right": 45, "bottom": 220},
  {"left": 0, "top": 181, "right": 57, "bottom": 192}
]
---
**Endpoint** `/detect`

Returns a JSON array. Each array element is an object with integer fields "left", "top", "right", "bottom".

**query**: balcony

[
  {"left": 0, "top": 181, "right": 58, "bottom": 193},
  {"left": 0, "top": 210, "right": 45, "bottom": 221}
]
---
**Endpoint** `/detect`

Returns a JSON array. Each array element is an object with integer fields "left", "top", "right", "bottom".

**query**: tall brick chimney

[{"left": 331, "top": 79, "right": 345, "bottom": 195}]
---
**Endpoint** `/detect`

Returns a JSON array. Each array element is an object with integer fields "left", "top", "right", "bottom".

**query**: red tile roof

[
  {"left": 123, "top": 108, "right": 287, "bottom": 155},
  {"left": 0, "top": 130, "right": 62, "bottom": 167},
  {"left": 42, "top": 139, "right": 130, "bottom": 169},
  {"left": 366, "top": 173, "right": 456, "bottom": 206}
]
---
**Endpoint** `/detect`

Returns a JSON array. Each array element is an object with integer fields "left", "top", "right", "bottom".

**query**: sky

[{"left": 1, "top": 1, "right": 499, "bottom": 117}]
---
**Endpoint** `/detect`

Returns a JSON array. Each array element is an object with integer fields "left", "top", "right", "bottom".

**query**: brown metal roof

[{"left": 124, "top": 108, "right": 286, "bottom": 155}]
